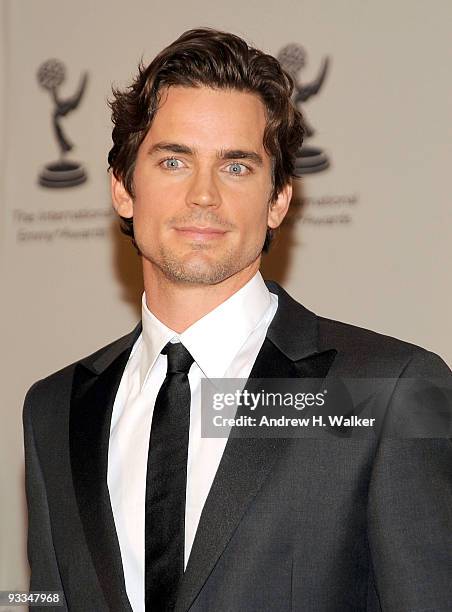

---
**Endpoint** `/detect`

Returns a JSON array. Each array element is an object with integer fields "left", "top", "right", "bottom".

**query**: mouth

[{"left": 174, "top": 226, "right": 228, "bottom": 240}]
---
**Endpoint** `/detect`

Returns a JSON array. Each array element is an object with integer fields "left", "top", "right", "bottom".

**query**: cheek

[
  {"left": 134, "top": 175, "right": 183, "bottom": 214},
  {"left": 236, "top": 202, "right": 269, "bottom": 240},
  {"left": 131, "top": 195, "right": 160, "bottom": 237},
  {"left": 228, "top": 179, "right": 270, "bottom": 218},
  {"left": 133, "top": 179, "right": 167, "bottom": 217}
]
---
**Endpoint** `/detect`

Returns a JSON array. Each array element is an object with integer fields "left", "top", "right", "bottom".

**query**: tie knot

[{"left": 161, "top": 342, "right": 194, "bottom": 375}]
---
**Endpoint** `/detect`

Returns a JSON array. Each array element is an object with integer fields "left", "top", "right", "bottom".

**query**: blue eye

[
  {"left": 227, "top": 163, "right": 248, "bottom": 175},
  {"left": 162, "top": 158, "right": 183, "bottom": 169}
]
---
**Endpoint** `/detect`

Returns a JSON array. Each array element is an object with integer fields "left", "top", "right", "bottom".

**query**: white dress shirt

[{"left": 107, "top": 271, "right": 278, "bottom": 612}]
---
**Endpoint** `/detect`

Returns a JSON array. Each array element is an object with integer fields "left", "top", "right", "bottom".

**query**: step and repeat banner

[{"left": 1, "top": 0, "right": 451, "bottom": 595}]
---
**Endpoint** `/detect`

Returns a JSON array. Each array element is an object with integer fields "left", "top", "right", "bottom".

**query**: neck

[{"left": 142, "top": 258, "right": 261, "bottom": 333}]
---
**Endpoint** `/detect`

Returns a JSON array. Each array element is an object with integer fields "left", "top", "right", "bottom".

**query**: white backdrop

[{"left": 1, "top": 0, "right": 451, "bottom": 596}]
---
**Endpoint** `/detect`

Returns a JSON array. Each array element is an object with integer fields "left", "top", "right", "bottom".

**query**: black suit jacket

[{"left": 23, "top": 281, "right": 452, "bottom": 611}]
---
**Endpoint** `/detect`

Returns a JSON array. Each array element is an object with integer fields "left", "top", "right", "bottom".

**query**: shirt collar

[{"left": 140, "top": 271, "right": 272, "bottom": 389}]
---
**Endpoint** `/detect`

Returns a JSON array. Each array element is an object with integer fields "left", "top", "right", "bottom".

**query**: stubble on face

[
  {"left": 131, "top": 86, "right": 276, "bottom": 288},
  {"left": 143, "top": 209, "right": 266, "bottom": 286}
]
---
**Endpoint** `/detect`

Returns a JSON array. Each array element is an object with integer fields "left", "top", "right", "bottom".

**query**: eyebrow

[{"left": 147, "top": 142, "right": 264, "bottom": 166}]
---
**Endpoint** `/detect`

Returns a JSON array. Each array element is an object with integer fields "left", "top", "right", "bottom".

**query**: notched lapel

[
  {"left": 70, "top": 347, "right": 133, "bottom": 612},
  {"left": 175, "top": 337, "right": 337, "bottom": 612},
  {"left": 292, "top": 348, "right": 337, "bottom": 380}
]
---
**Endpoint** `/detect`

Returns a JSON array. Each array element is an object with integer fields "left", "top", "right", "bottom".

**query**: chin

[
  {"left": 157, "top": 251, "right": 241, "bottom": 285},
  {"left": 142, "top": 241, "right": 260, "bottom": 285},
  {"left": 167, "top": 263, "right": 232, "bottom": 285}
]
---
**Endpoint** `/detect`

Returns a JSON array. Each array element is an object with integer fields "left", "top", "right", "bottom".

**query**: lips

[
  {"left": 175, "top": 226, "right": 226, "bottom": 234},
  {"left": 174, "top": 226, "right": 227, "bottom": 240}
]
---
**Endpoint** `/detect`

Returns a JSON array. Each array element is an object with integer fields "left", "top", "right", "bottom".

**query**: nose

[{"left": 185, "top": 167, "right": 221, "bottom": 209}]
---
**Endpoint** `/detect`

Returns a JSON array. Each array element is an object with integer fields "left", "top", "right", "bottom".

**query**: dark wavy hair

[{"left": 108, "top": 27, "right": 304, "bottom": 253}]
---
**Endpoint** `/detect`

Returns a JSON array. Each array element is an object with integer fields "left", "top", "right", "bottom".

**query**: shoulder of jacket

[
  {"left": 316, "top": 314, "right": 450, "bottom": 375},
  {"left": 24, "top": 325, "right": 140, "bottom": 404}
]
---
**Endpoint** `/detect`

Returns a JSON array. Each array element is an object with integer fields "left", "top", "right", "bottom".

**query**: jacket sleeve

[
  {"left": 367, "top": 350, "right": 452, "bottom": 611},
  {"left": 23, "top": 382, "right": 68, "bottom": 611}
]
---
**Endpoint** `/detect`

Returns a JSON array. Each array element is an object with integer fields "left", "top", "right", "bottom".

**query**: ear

[
  {"left": 111, "top": 172, "right": 133, "bottom": 218},
  {"left": 267, "top": 181, "right": 292, "bottom": 229}
]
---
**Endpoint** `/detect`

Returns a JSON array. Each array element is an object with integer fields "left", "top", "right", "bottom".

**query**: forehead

[{"left": 144, "top": 85, "right": 268, "bottom": 151}]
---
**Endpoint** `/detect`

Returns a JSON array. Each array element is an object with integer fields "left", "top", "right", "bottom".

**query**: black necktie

[{"left": 145, "top": 341, "right": 194, "bottom": 611}]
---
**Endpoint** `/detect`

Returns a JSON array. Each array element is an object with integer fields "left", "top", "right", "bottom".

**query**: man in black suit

[{"left": 24, "top": 28, "right": 451, "bottom": 611}]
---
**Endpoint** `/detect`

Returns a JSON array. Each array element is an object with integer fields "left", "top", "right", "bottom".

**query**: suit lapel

[
  {"left": 175, "top": 282, "right": 337, "bottom": 612},
  {"left": 69, "top": 324, "right": 141, "bottom": 612},
  {"left": 68, "top": 282, "right": 336, "bottom": 612}
]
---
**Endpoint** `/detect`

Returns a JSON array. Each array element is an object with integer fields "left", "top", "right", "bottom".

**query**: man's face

[{"left": 112, "top": 85, "right": 291, "bottom": 285}]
